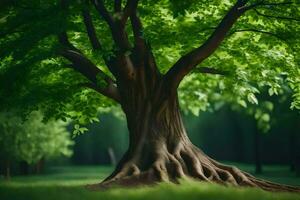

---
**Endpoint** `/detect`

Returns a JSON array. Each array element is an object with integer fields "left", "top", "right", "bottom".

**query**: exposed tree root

[{"left": 86, "top": 142, "right": 300, "bottom": 193}]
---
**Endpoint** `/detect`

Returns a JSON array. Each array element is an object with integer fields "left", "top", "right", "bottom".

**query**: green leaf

[
  {"left": 237, "top": 99, "right": 247, "bottom": 108},
  {"left": 74, "top": 124, "right": 80, "bottom": 130},
  {"left": 247, "top": 93, "right": 258, "bottom": 105},
  {"left": 261, "top": 113, "right": 270, "bottom": 122},
  {"left": 79, "top": 127, "right": 88, "bottom": 134}
]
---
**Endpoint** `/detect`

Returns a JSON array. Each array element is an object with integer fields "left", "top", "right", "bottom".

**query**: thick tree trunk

[{"left": 88, "top": 92, "right": 300, "bottom": 192}]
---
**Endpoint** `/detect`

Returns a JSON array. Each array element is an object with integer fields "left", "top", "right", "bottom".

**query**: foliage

[
  {"left": 0, "top": 111, "right": 74, "bottom": 164},
  {"left": 0, "top": 0, "right": 299, "bottom": 128}
]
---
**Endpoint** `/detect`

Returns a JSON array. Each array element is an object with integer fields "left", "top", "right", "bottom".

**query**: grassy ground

[{"left": 0, "top": 164, "right": 300, "bottom": 200}]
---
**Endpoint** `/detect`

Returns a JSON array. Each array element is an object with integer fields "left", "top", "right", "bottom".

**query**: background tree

[
  {"left": 72, "top": 112, "right": 129, "bottom": 165},
  {"left": 0, "top": 0, "right": 300, "bottom": 192},
  {"left": 0, "top": 111, "right": 73, "bottom": 179},
  {"left": 233, "top": 87, "right": 300, "bottom": 174}
]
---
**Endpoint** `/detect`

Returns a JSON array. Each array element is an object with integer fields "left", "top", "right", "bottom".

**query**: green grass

[
  {"left": 226, "top": 162, "right": 300, "bottom": 186},
  {"left": 0, "top": 164, "right": 300, "bottom": 200}
]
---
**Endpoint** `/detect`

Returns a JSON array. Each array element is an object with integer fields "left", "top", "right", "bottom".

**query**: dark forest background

[
  {"left": 71, "top": 104, "right": 300, "bottom": 174},
  {"left": 1, "top": 99, "right": 300, "bottom": 176}
]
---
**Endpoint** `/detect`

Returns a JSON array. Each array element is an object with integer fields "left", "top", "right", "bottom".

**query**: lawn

[{"left": 0, "top": 164, "right": 300, "bottom": 200}]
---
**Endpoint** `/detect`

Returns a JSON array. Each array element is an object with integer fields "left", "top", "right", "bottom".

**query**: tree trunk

[
  {"left": 232, "top": 112, "right": 244, "bottom": 162},
  {"left": 108, "top": 147, "right": 117, "bottom": 166},
  {"left": 254, "top": 127, "right": 262, "bottom": 174},
  {"left": 19, "top": 161, "right": 29, "bottom": 175},
  {"left": 289, "top": 131, "right": 295, "bottom": 172},
  {"left": 4, "top": 160, "right": 10, "bottom": 181},
  {"left": 87, "top": 89, "right": 300, "bottom": 192},
  {"left": 35, "top": 158, "right": 45, "bottom": 174}
]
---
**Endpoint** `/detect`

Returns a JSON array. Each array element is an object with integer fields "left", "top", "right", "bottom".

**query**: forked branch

[
  {"left": 91, "top": 0, "right": 131, "bottom": 50},
  {"left": 58, "top": 0, "right": 120, "bottom": 102},
  {"left": 82, "top": 4, "right": 102, "bottom": 50},
  {"left": 164, "top": 0, "right": 249, "bottom": 93},
  {"left": 60, "top": 49, "right": 120, "bottom": 102}
]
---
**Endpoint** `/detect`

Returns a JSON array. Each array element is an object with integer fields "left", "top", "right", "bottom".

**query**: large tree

[{"left": 1, "top": 0, "right": 300, "bottom": 192}]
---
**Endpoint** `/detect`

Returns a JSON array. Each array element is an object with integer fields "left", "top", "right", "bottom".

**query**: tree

[
  {"left": 0, "top": 0, "right": 300, "bottom": 192},
  {"left": 0, "top": 111, "right": 73, "bottom": 179},
  {"left": 232, "top": 98, "right": 275, "bottom": 174},
  {"left": 235, "top": 90, "right": 299, "bottom": 174}
]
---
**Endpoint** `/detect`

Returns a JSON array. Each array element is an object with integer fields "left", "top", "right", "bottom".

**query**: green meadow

[{"left": 1, "top": 165, "right": 299, "bottom": 200}]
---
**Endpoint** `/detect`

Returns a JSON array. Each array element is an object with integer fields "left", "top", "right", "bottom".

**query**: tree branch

[
  {"left": 230, "top": 28, "right": 285, "bottom": 41},
  {"left": 79, "top": 1, "right": 120, "bottom": 77},
  {"left": 243, "top": 1, "right": 294, "bottom": 11},
  {"left": 128, "top": 6, "right": 160, "bottom": 85},
  {"left": 114, "top": 0, "right": 122, "bottom": 12},
  {"left": 58, "top": 32, "right": 81, "bottom": 52},
  {"left": 91, "top": 0, "right": 114, "bottom": 27},
  {"left": 81, "top": 82, "right": 120, "bottom": 102},
  {"left": 82, "top": 5, "right": 102, "bottom": 50},
  {"left": 90, "top": 0, "right": 136, "bottom": 80},
  {"left": 121, "top": 0, "right": 139, "bottom": 25},
  {"left": 130, "top": 12, "right": 146, "bottom": 58},
  {"left": 194, "top": 67, "right": 229, "bottom": 75},
  {"left": 91, "top": 0, "right": 131, "bottom": 51},
  {"left": 59, "top": 38, "right": 121, "bottom": 102},
  {"left": 60, "top": 49, "right": 100, "bottom": 82},
  {"left": 61, "top": 49, "right": 120, "bottom": 102},
  {"left": 129, "top": 8, "right": 160, "bottom": 77},
  {"left": 164, "top": 0, "right": 248, "bottom": 93},
  {"left": 254, "top": 9, "right": 300, "bottom": 22},
  {"left": 58, "top": 0, "right": 120, "bottom": 102}
]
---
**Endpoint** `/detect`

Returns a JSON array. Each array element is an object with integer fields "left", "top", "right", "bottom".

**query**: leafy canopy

[
  {"left": 0, "top": 111, "right": 73, "bottom": 164},
  {"left": 0, "top": 0, "right": 299, "bottom": 126}
]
